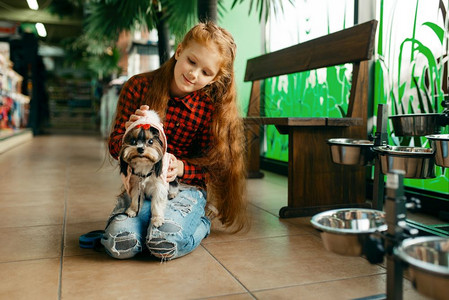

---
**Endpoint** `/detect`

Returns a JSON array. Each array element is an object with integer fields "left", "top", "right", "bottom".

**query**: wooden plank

[
  {"left": 244, "top": 20, "right": 377, "bottom": 82},
  {"left": 244, "top": 117, "right": 363, "bottom": 127},
  {"left": 247, "top": 81, "right": 261, "bottom": 117},
  {"left": 246, "top": 80, "right": 264, "bottom": 178},
  {"left": 326, "top": 117, "right": 363, "bottom": 126},
  {"left": 244, "top": 117, "right": 327, "bottom": 126}
]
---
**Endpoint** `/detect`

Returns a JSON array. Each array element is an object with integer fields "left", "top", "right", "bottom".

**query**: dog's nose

[{"left": 137, "top": 147, "right": 144, "bottom": 154}]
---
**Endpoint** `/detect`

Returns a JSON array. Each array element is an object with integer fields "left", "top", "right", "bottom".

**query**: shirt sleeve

[{"left": 108, "top": 77, "right": 143, "bottom": 159}]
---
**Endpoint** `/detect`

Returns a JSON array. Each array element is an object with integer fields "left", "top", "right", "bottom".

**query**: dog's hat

[{"left": 123, "top": 110, "right": 167, "bottom": 153}]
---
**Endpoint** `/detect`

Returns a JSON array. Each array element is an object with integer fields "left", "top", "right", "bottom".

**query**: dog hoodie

[{"left": 120, "top": 110, "right": 170, "bottom": 195}]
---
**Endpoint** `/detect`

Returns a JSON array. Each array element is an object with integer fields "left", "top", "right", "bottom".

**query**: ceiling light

[
  {"left": 35, "top": 23, "right": 47, "bottom": 37},
  {"left": 27, "top": 0, "right": 39, "bottom": 10}
]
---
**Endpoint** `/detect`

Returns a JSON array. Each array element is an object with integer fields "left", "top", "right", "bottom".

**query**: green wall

[{"left": 219, "top": 1, "right": 262, "bottom": 115}]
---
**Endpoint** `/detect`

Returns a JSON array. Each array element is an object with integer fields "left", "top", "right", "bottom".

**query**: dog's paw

[
  {"left": 168, "top": 191, "right": 178, "bottom": 200},
  {"left": 151, "top": 216, "right": 164, "bottom": 227},
  {"left": 125, "top": 208, "right": 137, "bottom": 218}
]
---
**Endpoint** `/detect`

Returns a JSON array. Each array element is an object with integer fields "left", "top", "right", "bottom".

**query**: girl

[{"left": 102, "top": 22, "right": 248, "bottom": 260}]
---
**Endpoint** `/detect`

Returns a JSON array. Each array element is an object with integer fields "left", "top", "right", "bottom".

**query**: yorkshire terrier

[{"left": 118, "top": 110, "right": 178, "bottom": 227}]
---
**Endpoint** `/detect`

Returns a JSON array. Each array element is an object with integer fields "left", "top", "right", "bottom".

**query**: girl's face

[{"left": 171, "top": 41, "right": 222, "bottom": 97}]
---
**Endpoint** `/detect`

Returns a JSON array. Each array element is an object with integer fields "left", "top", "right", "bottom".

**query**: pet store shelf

[
  {"left": 0, "top": 51, "right": 30, "bottom": 141},
  {"left": 0, "top": 128, "right": 33, "bottom": 154},
  {"left": 47, "top": 78, "right": 98, "bottom": 134}
]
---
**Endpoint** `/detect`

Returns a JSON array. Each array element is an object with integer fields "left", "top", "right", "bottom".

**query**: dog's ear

[
  {"left": 154, "top": 159, "right": 163, "bottom": 177},
  {"left": 119, "top": 154, "right": 129, "bottom": 176}
]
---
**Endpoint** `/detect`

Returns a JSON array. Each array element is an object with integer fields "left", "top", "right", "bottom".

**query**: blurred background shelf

[
  {"left": 47, "top": 77, "right": 98, "bottom": 135},
  {"left": 0, "top": 128, "right": 32, "bottom": 154}
]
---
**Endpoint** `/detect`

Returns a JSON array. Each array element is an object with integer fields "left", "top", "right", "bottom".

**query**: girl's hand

[
  {"left": 125, "top": 105, "right": 149, "bottom": 129},
  {"left": 166, "top": 153, "right": 184, "bottom": 182}
]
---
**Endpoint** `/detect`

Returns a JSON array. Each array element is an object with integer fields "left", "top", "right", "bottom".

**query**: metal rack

[{"left": 313, "top": 102, "right": 449, "bottom": 300}]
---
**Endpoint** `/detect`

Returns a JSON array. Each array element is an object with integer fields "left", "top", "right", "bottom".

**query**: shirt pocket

[{"left": 168, "top": 115, "right": 201, "bottom": 147}]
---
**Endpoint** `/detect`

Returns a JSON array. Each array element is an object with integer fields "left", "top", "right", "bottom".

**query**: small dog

[{"left": 118, "top": 110, "right": 178, "bottom": 227}]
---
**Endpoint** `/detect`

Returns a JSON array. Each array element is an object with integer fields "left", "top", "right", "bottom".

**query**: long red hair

[{"left": 142, "top": 22, "right": 248, "bottom": 232}]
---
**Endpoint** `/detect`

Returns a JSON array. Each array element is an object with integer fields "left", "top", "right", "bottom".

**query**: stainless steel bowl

[
  {"left": 395, "top": 237, "right": 449, "bottom": 300},
  {"left": 327, "top": 138, "right": 375, "bottom": 166},
  {"left": 426, "top": 134, "right": 449, "bottom": 168},
  {"left": 311, "top": 209, "right": 387, "bottom": 256},
  {"left": 373, "top": 146, "right": 435, "bottom": 179},
  {"left": 390, "top": 113, "right": 441, "bottom": 136}
]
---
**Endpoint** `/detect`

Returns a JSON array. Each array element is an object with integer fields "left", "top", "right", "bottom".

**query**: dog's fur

[{"left": 119, "top": 125, "right": 178, "bottom": 227}]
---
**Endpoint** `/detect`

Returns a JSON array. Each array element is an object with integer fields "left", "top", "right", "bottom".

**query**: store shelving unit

[
  {"left": 0, "top": 49, "right": 32, "bottom": 152},
  {"left": 47, "top": 78, "right": 97, "bottom": 133}
]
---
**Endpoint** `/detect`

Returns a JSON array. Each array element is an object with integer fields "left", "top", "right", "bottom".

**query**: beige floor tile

[
  {"left": 0, "top": 189, "right": 65, "bottom": 206},
  {"left": 205, "top": 293, "right": 255, "bottom": 300},
  {"left": 0, "top": 135, "right": 445, "bottom": 300},
  {"left": 247, "top": 176, "right": 288, "bottom": 216},
  {"left": 61, "top": 247, "right": 246, "bottom": 300},
  {"left": 285, "top": 216, "right": 322, "bottom": 236},
  {"left": 66, "top": 184, "right": 121, "bottom": 205},
  {"left": 203, "top": 234, "right": 385, "bottom": 292},
  {"left": 0, "top": 225, "right": 62, "bottom": 262},
  {"left": 68, "top": 172, "right": 121, "bottom": 190},
  {"left": 0, "top": 190, "right": 65, "bottom": 230},
  {"left": 205, "top": 204, "right": 309, "bottom": 244},
  {"left": 66, "top": 200, "right": 111, "bottom": 224},
  {"left": 253, "top": 274, "right": 428, "bottom": 299},
  {"left": 0, "top": 173, "right": 66, "bottom": 193},
  {"left": 0, "top": 258, "right": 60, "bottom": 300},
  {"left": 0, "top": 202, "right": 64, "bottom": 228}
]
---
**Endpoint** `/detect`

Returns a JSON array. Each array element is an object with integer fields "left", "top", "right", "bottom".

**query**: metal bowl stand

[
  {"left": 354, "top": 170, "right": 419, "bottom": 300},
  {"left": 371, "top": 104, "right": 388, "bottom": 211},
  {"left": 336, "top": 104, "right": 448, "bottom": 299}
]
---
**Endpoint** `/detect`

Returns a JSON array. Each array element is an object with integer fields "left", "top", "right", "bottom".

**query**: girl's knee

[
  {"left": 101, "top": 231, "right": 142, "bottom": 259},
  {"left": 101, "top": 213, "right": 147, "bottom": 259},
  {"left": 146, "top": 237, "right": 177, "bottom": 260},
  {"left": 146, "top": 220, "right": 182, "bottom": 260}
]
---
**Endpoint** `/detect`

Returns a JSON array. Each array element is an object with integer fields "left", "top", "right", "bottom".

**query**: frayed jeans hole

[
  {"left": 183, "top": 195, "right": 198, "bottom": 205},
  {"left": 115, "top": 238, "right": 138, "bottom": 251},
  {"left": 172, "top": 202, "right": 192, "bottom": 216},
  {"left": 116, "top": 231, "right": 130, "bottom": 238},
  {"left": 112, "top": 232, "right": 141, "bottom": 251},
  {"left": 147, "top": 238, "right": 176, "bottom": 259},
  {"left": 158, "top": 222, "right": 182, "bottom": 233},
  {"left": 150, "top": 237, "right": 165, "bottom": 242}
]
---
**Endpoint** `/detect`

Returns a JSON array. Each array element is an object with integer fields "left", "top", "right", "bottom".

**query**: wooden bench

[{"left": 244, "top": 20, "right": 378, "bottom": 218}]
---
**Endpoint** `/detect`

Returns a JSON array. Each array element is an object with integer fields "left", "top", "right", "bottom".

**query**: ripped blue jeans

[{"left": 101, "top": 187, "right": 210, "bottom": 260}]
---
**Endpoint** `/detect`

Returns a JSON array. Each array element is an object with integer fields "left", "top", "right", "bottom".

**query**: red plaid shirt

[{"left": 108, "top": 74, "right": 214, "bottom": 187}]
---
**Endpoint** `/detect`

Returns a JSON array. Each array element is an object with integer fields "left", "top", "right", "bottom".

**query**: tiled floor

[{"left": 0, "top": 135, "right": 429, "bottom": 299}]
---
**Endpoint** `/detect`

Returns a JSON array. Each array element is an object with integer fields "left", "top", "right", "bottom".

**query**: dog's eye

[
  {"left": 130, "top": 138, "right": 137, "bottom": 145},
  {"left": 148, "top": 139, "right": 153, "bottom": 145}
]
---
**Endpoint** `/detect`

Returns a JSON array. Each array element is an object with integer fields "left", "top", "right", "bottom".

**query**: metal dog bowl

[
  {"left": 311, "top": 209, "right": 387, "bottom": 256},
  {"left": 327, "top": 138, "right": 375, "bottom": 166},
  {"left": 373, "top": 146, "right": 435, "bottom": 179},
  {"left": 390, "top": 113, "right": 441, "bottom": 136},
  {"left": 426, "top": 134, "right": 449, "bottom": 168},
  {"left": 395, "top": 236, "right": 449, "bottom": 300}
]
